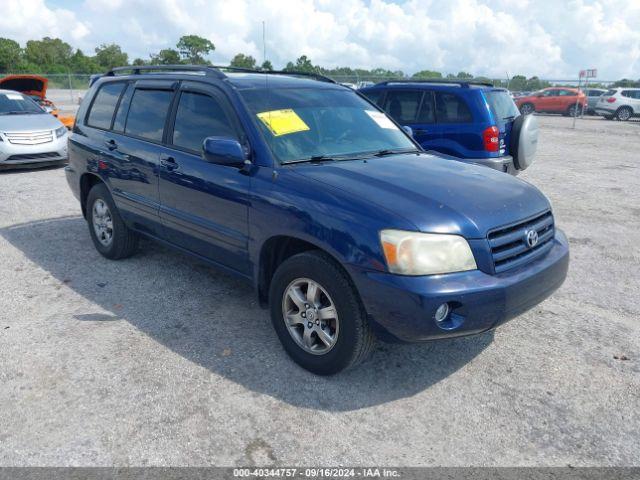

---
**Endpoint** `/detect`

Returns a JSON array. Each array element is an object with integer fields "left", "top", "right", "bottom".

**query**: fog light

[{"left": 434, "top": 303, "right": 450, "bottom": 323}]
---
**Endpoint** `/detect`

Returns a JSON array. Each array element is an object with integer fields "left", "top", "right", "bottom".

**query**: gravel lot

[{"left": 0, "top": 115, "right": 638, "bottom": 466}]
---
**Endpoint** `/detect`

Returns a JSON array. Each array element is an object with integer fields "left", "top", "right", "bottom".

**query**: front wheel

[
  {"left": 269, "top": 251, "right": 375, "bottom": 375},
  {"left": 86, "top": 183, "right": 138, "bottom": 259}
]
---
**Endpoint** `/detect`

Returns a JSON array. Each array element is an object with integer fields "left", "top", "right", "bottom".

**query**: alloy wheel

[
  {"left": 92, "top": 199, "right": 114, "bottom": 247},
  {"left": 281, "top": 278, "right": 339, "bottom": 355}
]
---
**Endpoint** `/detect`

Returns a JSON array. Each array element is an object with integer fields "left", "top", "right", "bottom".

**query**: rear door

[
  {"left": 622, "top": 90, "right": 640, "bottom": 113},
  {"left": 158, "top": 81, "right": 251, "bottom": 275},
  {"left": 536, "top": 89, "right": 557, "bottom": 111},
  {"left": 557, "top": 89, "right": 578, "bottom": 112},
  {"left": 432, "top": 90, "right": 476, "bottom": 158},
  {"left": 106, "top": 80, "right": 176, "bottom": 236},
  {"left": 80, "top": 80, "right": 166, "bottom": 236}
]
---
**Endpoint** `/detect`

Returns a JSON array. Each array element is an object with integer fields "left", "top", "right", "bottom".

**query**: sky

[{"left": 2, "top": 0, "right": 639, "bottom": 79}]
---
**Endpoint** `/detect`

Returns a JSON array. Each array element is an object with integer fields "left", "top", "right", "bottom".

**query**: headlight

[
  {"left": 55, "top": 126, "right": 67, "bottom": 138},
  {"left": 380, "top": 229, "right": 477, "bottom": 275}
]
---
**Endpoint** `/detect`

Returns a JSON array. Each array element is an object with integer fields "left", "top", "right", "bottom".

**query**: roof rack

[
  {"left": 104, "top": 64, "right": 336, "bottom": 84},
  {"left": 375, "top": 79, "right": 495, "bottom": 88}
]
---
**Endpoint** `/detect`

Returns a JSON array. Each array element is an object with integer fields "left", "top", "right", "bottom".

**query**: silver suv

[{"left": 595, "top": 87, "right": 640, "bottom": 121}]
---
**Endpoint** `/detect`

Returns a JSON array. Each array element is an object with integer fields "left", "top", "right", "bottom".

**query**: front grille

[
  {"left": 7, "top": 152, "right": 60, "bottom": 161},
  {"left": 488, "top": 211, "right": 555, "bottom": 273},
  {"left": 4, "top": 130, "right": 53, "bottom": 145}
]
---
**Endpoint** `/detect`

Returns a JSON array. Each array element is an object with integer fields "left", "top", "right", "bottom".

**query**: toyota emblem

[{"left": 525, "top": 229, "right": 539, "bottom": 248}]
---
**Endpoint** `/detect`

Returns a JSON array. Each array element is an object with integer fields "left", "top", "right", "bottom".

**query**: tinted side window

[
  {"left": 383, "top": 90, "right": 422, "bottom": 123},
  {"left": 87, "top": 82, "right": 125, "bottom": 130},
  {"left": 361, "top": 90, "right": 384, "bottom": 106},
  {"left": 112, "top": 84, "right": 134, "bottom": 133},
  {"left": 125, "top": 89, "right": 173, "bottom": 142},
  {"left": 435, "top": 92, "right": 473, "bottom": 123},
  {"left": 416, "top": 92, "right": 435, "bottom": 123},
  {"left": 558, "top": 90, "right": 575, "bottom": 96},
  {"left": 172, "top": 91, "right": 237, "bottom": 152}
]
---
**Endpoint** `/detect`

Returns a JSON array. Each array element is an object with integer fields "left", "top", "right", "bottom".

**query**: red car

[{"left": 515, "top": 87, "right": 587, "bottom": 116}]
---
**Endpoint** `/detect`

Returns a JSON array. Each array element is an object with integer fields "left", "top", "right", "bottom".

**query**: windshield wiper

[
  {"left": 0, "top": 111, "right": 32, "bottom": 115},
  {"left": 283, "top": 155, "right": 338, "bottom": 165},
  {"left": 372, "top": 148, "right": 421, "bottom": 157}
]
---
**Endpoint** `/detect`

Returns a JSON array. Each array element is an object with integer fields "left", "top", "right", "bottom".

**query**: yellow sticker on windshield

[{"left": 257, "top": 109, "right": 310, "bottom": 136}]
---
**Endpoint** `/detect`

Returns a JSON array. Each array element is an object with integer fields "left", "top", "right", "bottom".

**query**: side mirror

[
  {"left": 202, "top": 137, "right": 248, "bottom": 166},
  {"left": 402, "top": 126, "right": 414, "bottom": 137}
]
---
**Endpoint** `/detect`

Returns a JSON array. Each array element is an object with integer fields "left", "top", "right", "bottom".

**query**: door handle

[
  {"left": 105, "top": 139, "right": 118, "bottom": 151},
  {"left": 160, "top": 153, "right": 178, "bottom": 170}
]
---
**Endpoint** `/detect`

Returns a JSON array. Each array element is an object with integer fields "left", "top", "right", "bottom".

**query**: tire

[
  {"left": 520, "top": 103, "right": 534, "bottom": 115},
  {"left": 567, "top": 104, "right": 580, "bottom": 117},
  {"left": 615, "top": 106, "right": 632, "bottom": 121},
  {"left": 269, "top": 251, "right": 375, "bottom": 375},
  {"left": 86, "top": 183, "right": 138, "bottom": 260}
]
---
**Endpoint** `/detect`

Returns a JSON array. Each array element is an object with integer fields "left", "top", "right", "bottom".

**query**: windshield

[
  {"left": 0, "top": 92, "right": 44, "bottom": 115},
  {"left": 239, "top": 87, "right": 416, "bottom": 163},
  {"left": 485, "top": 90, "right": 520, "bottom": 121}
]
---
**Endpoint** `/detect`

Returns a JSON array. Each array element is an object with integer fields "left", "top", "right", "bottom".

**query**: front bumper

[
  {"left": 350, "top": 229, "right": 569, "bottom": 342},
  {"left": 0, "top": 133, "right": 68, "bottom": 167}
]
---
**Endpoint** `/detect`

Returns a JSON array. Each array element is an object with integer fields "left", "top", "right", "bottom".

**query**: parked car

[
  {"left": 515, "top": 87, "right": 587, "bottom": 116},
  {"left": 594, "top": 88, "right": 640, "bottom": 121},
  {"left": 65, "top": 65, "right": 569, "bottom": 375},
  {"left": 0, "top": 89, "right": 68, "bottom": 169},
  {"left": 584, "top": 88, "right": 607, "bottom": 114},
  {"left": 0, "top": 75, "right": 75, "bottom": 129},
  {"left": 359, "top": 80, "right": 538, "bottom": 175}
]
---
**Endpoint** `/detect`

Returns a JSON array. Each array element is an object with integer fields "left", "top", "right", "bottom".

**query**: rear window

[
  {"left": 87, "top": 82, "right": 125, "bottom": 129},
  {"left": 604, "top": 90, "right": 616, "bottom": 96},
  {"left": 435, "top": 92, "right": 473, "bottom": 123},
  {"left": 124, "top": 89, "right": 173, "bottom": 142},
  {"left": 485, "top": 90, "right": 519, "bottom": 121}
]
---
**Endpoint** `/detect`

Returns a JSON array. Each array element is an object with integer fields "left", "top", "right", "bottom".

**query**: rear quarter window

[
  {"left": 86, "top": 82, "right": 126, "bottom": 130},
  {"left": 435, "top": 92, "right": 473, "bottom": 123}
]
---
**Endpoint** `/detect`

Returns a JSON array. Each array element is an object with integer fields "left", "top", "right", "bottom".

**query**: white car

[
  {"left": 0, "top": 89, "right": 68, "bottom": 169},
  {"left": 594, "top": 87, "right": 640, "bottom": 121}
]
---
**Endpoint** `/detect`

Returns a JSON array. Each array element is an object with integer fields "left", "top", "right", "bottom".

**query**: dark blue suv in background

[
  {"left": 359, "top": 80, "right": 538, "bottom": 175},
  {"left": 66, "top": 65, "right": 568, "bottom": 375}
]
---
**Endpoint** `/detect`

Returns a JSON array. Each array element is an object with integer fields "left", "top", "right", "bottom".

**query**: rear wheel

[
  {"left": 520, "top": 103, "right": 535, "bottom": 115},
  {"left": 269, "top": 251, "right": 375, "bottom": 375},
  {"left": 615, "top": 106, "right": 632, "bottom": 121},
  {"left": 86, "top": 183, "right": 138, "bottom": 259},
  {"left": 567, "top": 104, "right": 580, "bottom": 117}
]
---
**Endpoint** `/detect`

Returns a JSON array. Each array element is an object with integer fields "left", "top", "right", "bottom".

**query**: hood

[
  {"left": 291, "top": 153, "right": 550, "bottom": 239},
  {"left": 0, "top": 113, "right": 63, "bottom": 133},
  {"left": 0, "top": 75, "right": 48, "bottom": 99}
]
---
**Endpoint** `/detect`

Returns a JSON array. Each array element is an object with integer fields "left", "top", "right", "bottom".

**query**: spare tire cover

[{"left": 510, "top": 114, "right": 539, "bottom": 170}]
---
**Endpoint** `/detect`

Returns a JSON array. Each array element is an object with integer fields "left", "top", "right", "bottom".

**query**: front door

[{"left": 158, "top": 81, "right": 251, "bottom": 276}]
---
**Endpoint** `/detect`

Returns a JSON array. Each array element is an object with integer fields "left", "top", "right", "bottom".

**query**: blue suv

[
  {"left": 359, "top": 80, "right": 538, "bottom": 175},
  {"left": 65, "top": 65, "right": 568, "bottom": 375}
]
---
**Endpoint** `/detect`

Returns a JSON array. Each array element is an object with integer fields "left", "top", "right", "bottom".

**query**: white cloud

[{"left": 2, "top": 0, "right": 639, "bottom": 79}]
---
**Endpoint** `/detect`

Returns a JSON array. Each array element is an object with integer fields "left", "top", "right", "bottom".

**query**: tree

[
  {"left": 230, "top": 53, "right": 256, "bottom": 69},
  {"left": 177, "top": 35, "right": 214, "bottom": 64},
  {"left": 94, "top": 43, "right": 128, "bottom": 69},
  {"left": 150, "top": 49, "right": 181, "bottom": 65},
  {"left": 24, "top": 37, "right": 73, "bottom": 72},
  {"left": 508, "top": 74, "right": 527, "bottom": 91},
  {"left": 0, "top": 38, "right": 22, "bottom": 72},
  {"left": 132, "top": 58, "right": 147, "bottom": 66},
  {"left": 284, "top": 55, "right": 315, "bottom": 73},
  {"left": 260, "top": 60, "right": 273, "bottom": 71},
  {"left": 455, "top": 71, "right": 473, "bottom": 79},
  {"left": 69, "top": 49, "right": 99, "bottom": 73},
  {"left": 412, "top": 70, "right": 443, "bottom": 79}
]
